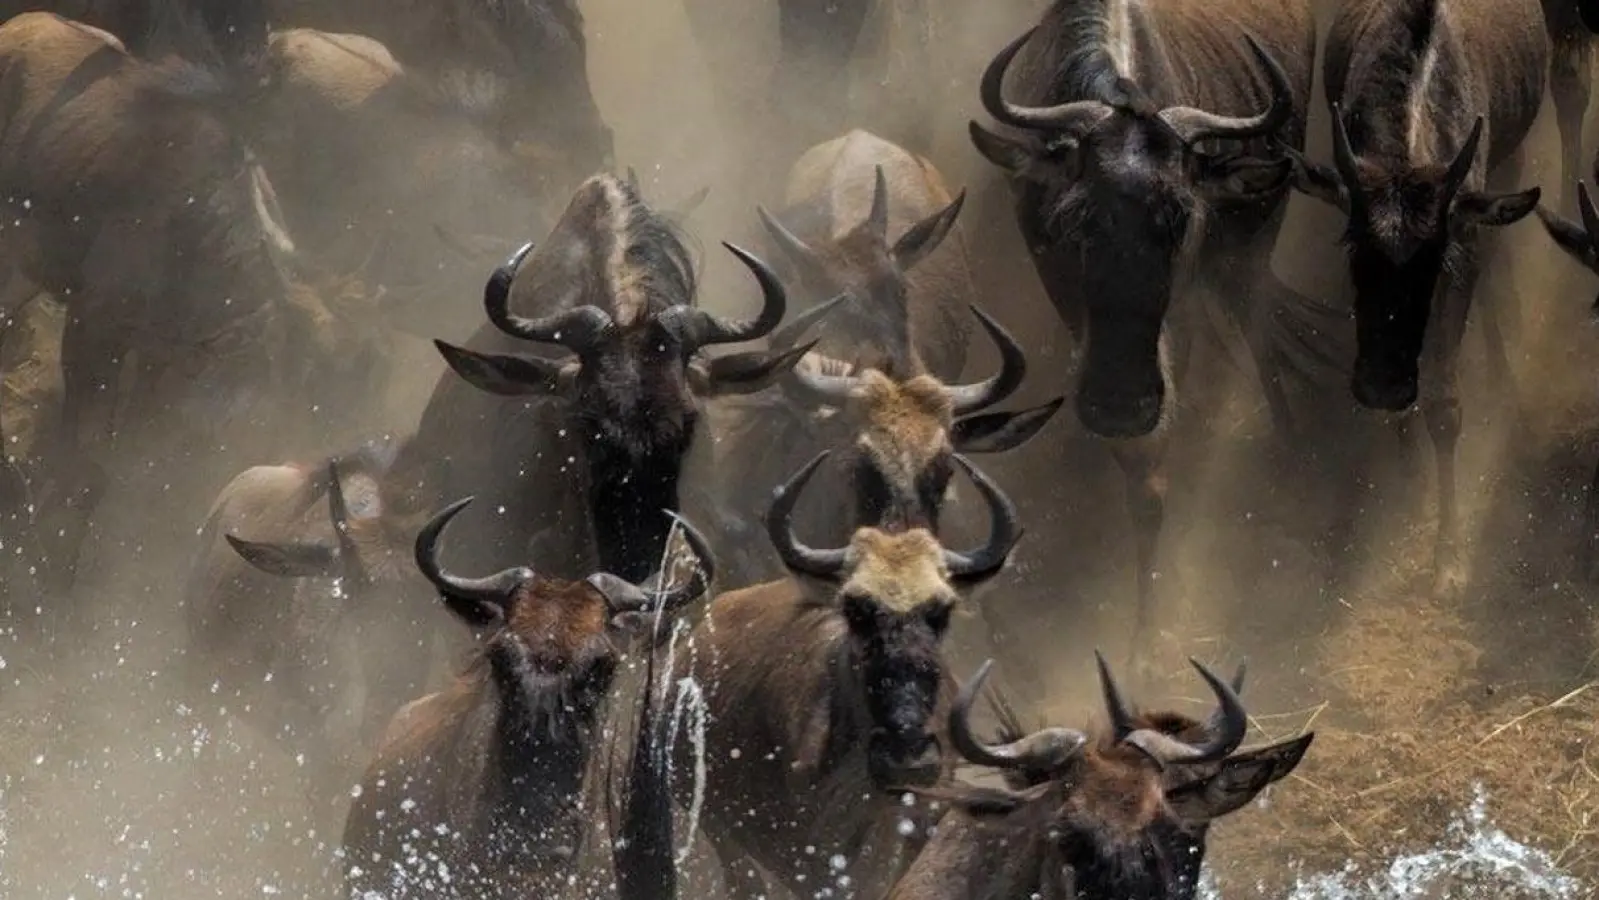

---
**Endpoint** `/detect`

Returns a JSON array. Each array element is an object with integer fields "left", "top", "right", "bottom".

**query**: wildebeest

[
  {"left": 260, "top": 0, "right": 613, "bottom": 177},
  {"left": 888, "top": 656, "right": 1313, "bottom": 900},
  {"left": 1283, "top": 0, "right": 1546, "bottom": 597},
  {"left": 673, "top": 448, "right": 1022, "bottom": 899},
  {"left": 183, "top": 445, "right": 422, "bottom": 824},
  {"left": 398, "top": 174, "right": 807, "bottom": 586},
  {"left": 704, "top": 130, "right": 1062, "bottom": 587},
  {"left": 1543, "top": 0, "right": 1599, "bottom": 212},
  {"left": 251, "top": 26, "right": 570, "bottom": 341},
  {"left": 0, "top": 0, "right": 269, "bottom": 85},
  {"left": 1535, "top": 173, "right": 1599, "bottom": 580},
  {"left": 341, "top": 496, "right": 713, "bottom": 900},
  {"left": 967, "top": 0, "right": 1319, "bottom": 662},
  {"left": 0, "top": 12, "right": 393, "bottom": 588}
]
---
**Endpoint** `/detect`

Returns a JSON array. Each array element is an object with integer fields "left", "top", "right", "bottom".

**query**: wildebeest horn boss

[
  {"left": 888, "top": 657, "right": 1313, "bottom": 900},
  {"left": 343, "top": 494, "right": 714, "bottom": 899},
  {"left": 967, "top": 0, "right": 1323, "bottom": 669},
  {"left": 406, "top": 173, "right": 806, "bottom": 587},
  {"left": 1282, "top": 0, "right": 1547, "bottom": 601},
  {"left": 673, "top": 447, "right": 1022, "bottom": 899}
]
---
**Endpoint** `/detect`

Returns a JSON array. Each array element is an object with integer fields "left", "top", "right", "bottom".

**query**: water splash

[{"left": 1204, "top": 785, "right": 1585, "bottom": 899}]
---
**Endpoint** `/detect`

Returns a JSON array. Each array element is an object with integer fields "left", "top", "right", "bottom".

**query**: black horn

[
  {"left": 867, "top": 165, "right": 890, "bottom": 241},
  {"left": 766, "top": 451, "right": 850, "bottom": 579},
  {"left": 766, "top": 293, "right": 850, "bottom": 352},
  {"left": 942, "top": 454, "right": 1023, "bottom": 582},
  {"left": 482, "top": 241, "right": 612, "bottom": 352},
  {"left": 950, "top": 660, "right": 1086, "bottom": 771},
  {"left": 1097, "top": 655, "right": 1250, "bottom": 766},
  {"left": 414, "top": 497, "right": 531, "bottom": 613},
  {"left": 590, "top": 512, "right": 717, "bottom": 615},
  {"left": 980, "top": 28, "right": 1112, "bottom": 134},
  {"left": 1329, "top": 103, "right": 1368, "bottom": 219},
  {"left": 1158, "top": 35, "right": 1294, "bottom": 143},
  {"left": 325, "top": 460, "right": 369, "bottom": 588},
  {"left": 673, "top": 243, "right": 789, "bottom": 348},
  {"left": 1439, "top": 116, "right": 1486, "bottom": 218},
  {"left": 944, "top": 306, "right": 1027, "bottom": 415}
]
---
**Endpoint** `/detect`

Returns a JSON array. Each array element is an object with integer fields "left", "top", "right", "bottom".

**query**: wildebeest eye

[
  {"left": 841, "top": 591, "right": 880, "bottom": 636},
  {"left": 920, "top": 602, "right": 952, "bottom": 634}
]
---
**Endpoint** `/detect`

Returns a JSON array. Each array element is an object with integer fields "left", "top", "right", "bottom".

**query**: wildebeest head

[
  {"left": 434, "top": 175, "right": 809, "bottom": 579},
  {"left": 774, "top": 303, "right": 1063, "bottom": 531},
  {"left": 1536, "top": 168, "right": 1599, "bottom": 313},
  {"left": 766, "top": 449, "right": 1021, "bottom": 788},
  {"left": 414, "top": 495, "right": 715, "bottom": 735},
  {"left": 924, "top": 656, "right": 1312, "bottom": 900},
  {"left": 756, "top": 165, "right": 966, "bottom": 377},
  {"left": 225, "top": 455, "right": 406, "bottom": 596},
  {"left": 1286, "top": 107, "right": 1539, "bottom": 410},
  {"left": 968, "top": 28, "right": 1297, "bottom": 438}
]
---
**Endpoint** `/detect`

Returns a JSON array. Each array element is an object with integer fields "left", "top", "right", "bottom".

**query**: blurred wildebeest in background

[
  {"left": 1543, "top": 0, "right": 1599, "bottom": 212},
  {"left": 1535, "top": 168, "right": 1599, "bottom": 581},
  {"left": 675, "top": 449, "right": 1021, "bottom": 900},
  {"left": 968, "top": 0, "right": 1323, "bottom": 671},
  {"left": 253, "top": 26, "right": 569, "bottom": 342},
  {"left": 1285, "top": 0, "right": 1546, "bottom": 599},
  {"left": 888, "top": 656, "right": 1313, "bottom": 900},
  {"left": 261, "top": 0, "right": 614, "bottom": 178},
  {"left": 0, "top": 12, "right": 395, "bottom": 591},
  {"left": 342, "top": 497, "right": 713, "bottom": 900},
  {"left": 399, "top": 174, "right": 809, "bottom": 585},
  {"left": 705, "top": 132, "right": 1061, "bottom": 586},
  {"left": 184, "top": 447, "right": 417, "bottom": 827}
]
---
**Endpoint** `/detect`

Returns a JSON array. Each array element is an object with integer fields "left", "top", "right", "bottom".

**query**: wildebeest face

[
  {"left": 414, "top": 497, "right": 717, "bottom": 735},
  {"left": 1287, "top": 110, "right": 1539, "bottom": 410},
  {"left": 933, "top": 658, "right": 1314, "bottom": 900},
  {"left": 970, "top": 29, "right": 1297, "bottom": 439},
  {"left": 766, "top": 450, "right": 1022, "bottom": 789}
]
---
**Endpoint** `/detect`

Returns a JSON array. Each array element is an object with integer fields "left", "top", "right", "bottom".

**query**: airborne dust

[{"left": 0, "top": 0, "right": 1597, "bottom": 897}]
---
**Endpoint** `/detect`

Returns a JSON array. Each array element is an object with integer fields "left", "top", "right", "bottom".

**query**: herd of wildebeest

[{"left": 4, "top": 0, "right": 1599, "bottom": 897}]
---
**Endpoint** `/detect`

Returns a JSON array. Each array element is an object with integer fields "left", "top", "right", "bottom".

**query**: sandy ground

[{"left": 1, "top": 0, "right": 1598, "bottom": 897}]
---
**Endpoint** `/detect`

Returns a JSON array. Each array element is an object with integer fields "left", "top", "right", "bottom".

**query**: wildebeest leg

[
  {"left": 1108, "top": 432, "right": 1170, "bottom": 680},
  {"left": 42, "top": 306, "right": 116, "bottom": 593},
  {"left": 1424, "top": 264, "right": 1478, "bottom": 601},
  {"left": 1550, "top": 35, "right": 1594, "bottom": 213}
]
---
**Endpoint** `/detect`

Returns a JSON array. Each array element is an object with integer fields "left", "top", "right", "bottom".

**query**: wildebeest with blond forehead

[
  {"left": 394, "top": 174, "right": 807, "bottom": 585},
  {"left": 342, "top": 496, "right": 714, "bottom": 899},
  {"left": 968, "top": 0, "right": 1321, "bottom": 668},
  {"left": 889, "top": 656, "right": 1313, "bottom": 900},
  {"left": 706, "top": 130, "right": 1061, "bottom": 588},
  {"left": 674, "top": 449, "right": 1021, "bottom": 899},
  {"left": 1284, "top": 0, "right": 1546, "bottom": 599}
]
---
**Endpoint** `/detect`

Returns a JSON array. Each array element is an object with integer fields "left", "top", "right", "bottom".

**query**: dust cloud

[{"left": 0, "top": 0, "right": 1597, "bottom": 897}]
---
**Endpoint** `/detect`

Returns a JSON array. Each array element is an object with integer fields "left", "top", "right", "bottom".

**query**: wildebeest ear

[
  {"left": 951, "top": 397, "right": 1065, "bottom": 454},
  {"left": 664, "top": 185, "right": 712, "bottom": 224},
  {"left": 1163, "top": 732, "right": 1314, "bottom": 823},
  {"left": 689, "top": 341, "right": 816, "bottom": 397},
  {"left": 893, "top": 189, "right": 967, "bottom": 273},
  {"left": 1454, "top": 186, "right": 1541, "bottom": 229},
  {"left": 1201, "top": 155, "right": 1293, "bottom": 201},
  {"left": 225, "top": 534, "right": 339, "bottom": 578},
  {"left": 1279, "top": 144, "right": 1349, "bottom": 213},
  {"left": 434, "top": 340, "right": 577, "bottom": 397},
  {"left": 968, "top": 120, "right": 1032, "bottom": 174}
]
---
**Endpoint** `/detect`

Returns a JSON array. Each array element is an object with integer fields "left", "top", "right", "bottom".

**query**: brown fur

[{"left": 855, "top": 372, "right": 958, "bottom": 489}]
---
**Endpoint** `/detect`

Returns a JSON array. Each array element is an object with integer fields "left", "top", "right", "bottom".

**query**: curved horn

[
  {"left": 675, "top": 243, "right": 789, "bottom": 348},
  {"left": 944, "top": 306, "right": 1027, "bottom": 415},
  {"left": 867, "top": 165, "right": 890, "bottom": 240},
  {"left": 765, "top": 451, "right": 849, "bottom": 579},
  {"left": 1581, "top": 181, "right": 1599, "bottom": 247},
  {"left": 766, "top": 292, "right": 850, "bottom": 351},
  {"left": 598, "top": 512, "right": 718, "bottom": 614},
  {"left": 757, "top": 205, "right": 824, "bottom": 271},
  {"left": 1094, "top": 649, "right": 1140, "bottom": 741},
  {"left": 482, "top": 241, "right": 612, "bottom": 352},
  {"left": 413, "top": 497, "right": 532, "bottom": 605},
  {"left": 1330, "top": 102, "right": 1367, "bottom": 218},
  {"left": 1440, "top": 116, "right": 1485, "bottom": 216},
  {"left": 980, "top": 28, "right": 1112, "bottom": 134},
  {"left": 325, "top": 460, "right": 369, "bottom": 588},
  {"left": 942, "top": 454, "right": 1023, "bottom": 582},
  {"left": 951, "top": 659, "right": 1087, "bottom": 771},
  {"left": 788, "top": 362, "right": 870, "bottom": 409},
  {"left": 1122, "top": 659, "right": 1250, "bottom": 766},
  {"left": 1158, "top": 35, "right": 1295, "bottom": 143}
]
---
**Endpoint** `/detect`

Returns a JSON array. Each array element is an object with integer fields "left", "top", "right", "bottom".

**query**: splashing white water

[{"left": 1203, "top": 785, "right": 1584, "bottom": 899}]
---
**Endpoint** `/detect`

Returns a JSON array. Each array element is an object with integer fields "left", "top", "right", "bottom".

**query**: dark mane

[
  {"left": 1346, "top": 0, "right": 1441, "bottom": 152},
  {"left": 615, "top": 180, "right": 700, "bottom": 315},
  {"left": 1032, "top": 3, "right": 1151, "bottom": 111}
]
